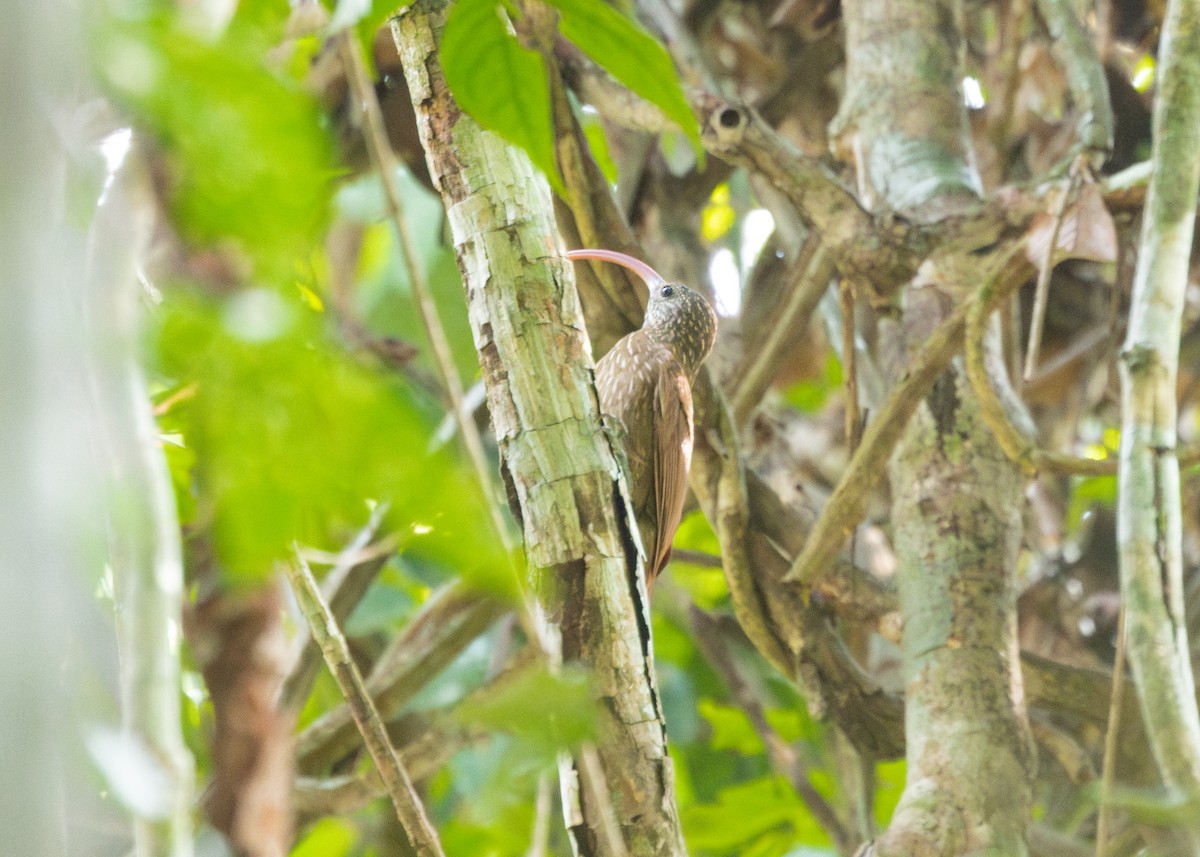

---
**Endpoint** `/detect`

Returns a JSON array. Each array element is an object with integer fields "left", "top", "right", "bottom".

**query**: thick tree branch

[
  {"left": 392, "top": 4, "right": 688, "bottom": 852},
  {"left": 786, "top": 247, "right": 1031, "bottom": 590},
  {"left": 1117, "top": 0, "right": 1200, "bottom": 822}
]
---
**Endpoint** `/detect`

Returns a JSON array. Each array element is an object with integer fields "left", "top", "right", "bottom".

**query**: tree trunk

[
  {"left": 836, "top": 0, "right": 1035, "bottom": 851},
  {"left": 392, "top": 4, "right": 687, "bottom": 854},
  {"left": 1117, "top": 0, "right": 1200, "bottom": 839}
]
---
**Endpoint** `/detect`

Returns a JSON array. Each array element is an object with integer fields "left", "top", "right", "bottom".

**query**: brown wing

[
  {"left": 595, "top": 334, "right": 692, "bottom": 582},
  {"left": 595, "top": 335, "right": 657, "bottom": 521},
  {"left": 646, "top": 359, "right": 694, "bottom": 582}
]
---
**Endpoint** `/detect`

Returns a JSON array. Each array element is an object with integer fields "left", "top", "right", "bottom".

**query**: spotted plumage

[{"left": 567, "top": 250, "right": 718, "bottom": 586}]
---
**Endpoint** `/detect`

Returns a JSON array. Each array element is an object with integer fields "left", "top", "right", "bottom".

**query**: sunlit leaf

[
  {"left": 290, "top": 817, "right": 357, "bottom": 857},
  {"left": 545, "top": 0, "right": 703, "bottom": 162},
  {"left": 93, "top": 10, "right": 335, "bottom": 281},
  {"left": 441, "top": 0, "right": 561, "bottom": 191}
]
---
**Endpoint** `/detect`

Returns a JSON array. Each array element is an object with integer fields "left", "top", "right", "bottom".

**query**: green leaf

[
  {"left": 441, "top": 0, "right": 562, "bottom": 191},
  {"left": 698, "top": 698, "right": 765, "bottom": 755},
  {"left": 682, "top": 775, "right": 818, "bottom": 851},
  {"left": 290, "top": 817, "right": 357, "bottom": 857},
  {"left": 545, "top": 0, "right": 703, "bottom": 163}
]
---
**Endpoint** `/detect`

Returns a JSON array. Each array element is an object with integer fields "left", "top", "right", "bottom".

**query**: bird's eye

[{"left": 660, "top": 285, "right": 674, "bottom": 298}]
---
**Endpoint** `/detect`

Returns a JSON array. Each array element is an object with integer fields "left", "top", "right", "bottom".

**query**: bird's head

[{"left": 566, "top": 248, "right": 717, "bottom": 379}]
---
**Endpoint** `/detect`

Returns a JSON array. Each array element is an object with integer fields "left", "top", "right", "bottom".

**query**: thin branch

[
  {"left": 1029, "top": 715, "right": 1096, "bottom": 784},
  {"left": 293, "top": 717, "right": 466, "bottom": 816},
  {"left": 336, "top": 32, "right": 513, "bottom": 554},
  {"left": 526, "top": 775, "right": 553, "bottom": 857},
  {"left": 576, "top": 745, "right": 633, "bottom": 857},
  {"left": 280, "top": 504, "right": 391, "bottom": 712},
  {"left": 295, "top": 581, "right": 506, "bottom": 773},
  {"left": 839, "top": 279, "right": 862, "bottom": 453},
  {"left": 1118, "top": 0, "right": 1200, "bottom": 796},
  {"left": 1033, "top": 0, "right": 1115, "bottom": 160},
  {"left": 966, "top": 266, "right": 1038, "bottom": 475},
  {"left": 1022, "top": 324, "right": 1111, "bottom": 394},
  {"left": 967, "top": 290, "right": 1200, "bottom": 477},
  {"left": 284, "top": 553, "right": 446, "bottom": 857},
  {"left": 692, "top": 370, "right": 795, "bottom": 677},
  {"left": 730, "top": 236, "right": 835, "bottom": 425},
  {"left": 1096, "top": 603, "right": 1127, "bottom": 856},
  {"left": 992, "top": 0, "right": 1030, "bottom": 166},
  {"left": 1039, "top": 445, "right": 1200, "bottom": 476},
  {"left": 670, "top": 548, "right": 724, "bottom": 569},
  {"left": 556, "top": 42, "right": 671, "bottom": 134},
  {"left": 785, "top": 244, "right": 1031, "bottom": 587},
  {"left": 698, "top": 94, "right": 926, "bottom": 292}
]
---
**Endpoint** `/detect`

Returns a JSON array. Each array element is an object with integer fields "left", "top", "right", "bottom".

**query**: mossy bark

[
  {"left": 881, "top": 345, "right": 1033, "bottom": 856},
  {"left": 835, "top": 1, "right": 1035, "bottom": 852},
  {"left": 1117, "top": 0, "right": 1200, "bottom": 826},
  {"left": 392, "top": 5, "right": 686, "bottom": 855}
]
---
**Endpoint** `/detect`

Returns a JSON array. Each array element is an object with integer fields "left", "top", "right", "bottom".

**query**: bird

[{"left": 566, "top": 249, "right": 718, "bottom": 586}]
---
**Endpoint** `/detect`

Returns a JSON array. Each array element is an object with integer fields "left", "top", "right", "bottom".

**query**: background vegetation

[{"left": 5, "top": 0, "right": 1200, "bottom": 854}]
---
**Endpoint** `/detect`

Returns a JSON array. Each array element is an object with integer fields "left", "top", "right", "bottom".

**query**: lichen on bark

[{"left": 391, "top": 4, "right": 687, "bottom": 854}]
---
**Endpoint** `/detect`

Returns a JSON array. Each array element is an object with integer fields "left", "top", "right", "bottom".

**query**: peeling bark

[{"left": 392, "top": 4, "right": 686, "bottom": 854}]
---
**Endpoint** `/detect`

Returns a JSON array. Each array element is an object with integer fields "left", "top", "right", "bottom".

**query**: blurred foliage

[{"left": 151, "top": 289, "right": 507, "bottom": 589}]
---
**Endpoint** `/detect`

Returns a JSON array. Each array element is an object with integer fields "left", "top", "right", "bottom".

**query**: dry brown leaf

[{"left": 1025, "top": 183, "right": 1118, "bottom": 266}]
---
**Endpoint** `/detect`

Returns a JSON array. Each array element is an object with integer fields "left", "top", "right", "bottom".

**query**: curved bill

[{"left": 565, "top": 248, "right": 666, "bottom": 289}]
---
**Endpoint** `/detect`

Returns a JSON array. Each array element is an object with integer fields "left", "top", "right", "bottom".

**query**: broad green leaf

[
  {"left": 545, "top": 0, "right": 703, "bottom": 162},
  {"left": 441, "top": 0, "right": 562, "bottom": 191},
  {"left": 682, "top": 775, "right": 820, "bottom": 851}
]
